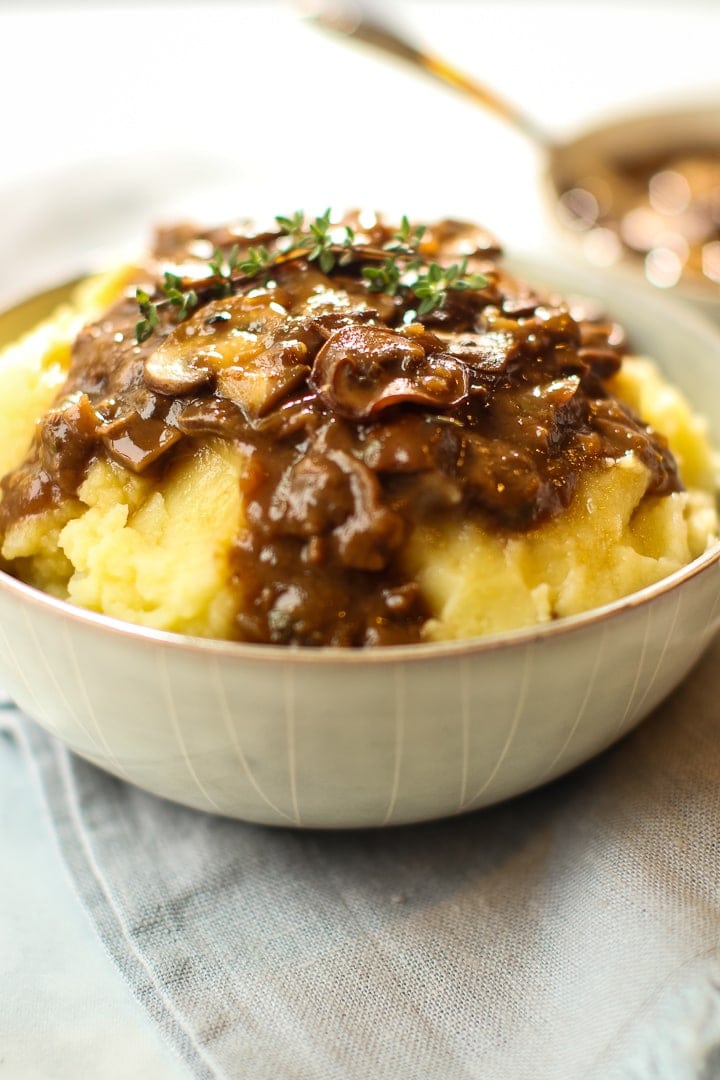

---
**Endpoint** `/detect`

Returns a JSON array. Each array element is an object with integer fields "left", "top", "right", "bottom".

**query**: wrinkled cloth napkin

[{"left": 4, "top": 635, "right": 720, "bottom": 1080}]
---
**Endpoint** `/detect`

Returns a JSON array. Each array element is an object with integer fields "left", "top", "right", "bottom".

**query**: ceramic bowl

[{"left": 1, "top": 258, "right": 719, "bottom": 829}]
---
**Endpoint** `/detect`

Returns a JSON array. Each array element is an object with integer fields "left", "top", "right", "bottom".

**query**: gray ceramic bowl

[{"left": 1, "top": 258, "right": 718, "bottom": 828}]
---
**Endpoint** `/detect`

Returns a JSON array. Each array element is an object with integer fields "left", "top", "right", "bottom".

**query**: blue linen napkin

[{"left": 5, "top": 635, "right": 720, "bottom": 1080}]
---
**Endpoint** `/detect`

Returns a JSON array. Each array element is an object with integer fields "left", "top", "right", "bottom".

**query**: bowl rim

[
  {"left": 1, "top": 256, "right": 719, "bottom": 669},
  {"left": 556, "top": 98, "right": 720, "bottom": 152},
  {"left": 1, "top": 539, "right": 719, "bottom": 668}
]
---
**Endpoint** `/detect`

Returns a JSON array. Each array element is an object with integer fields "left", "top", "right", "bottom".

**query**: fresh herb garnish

[
  {"left": 208, "top": 244, "right": 243, "bottom": 297},
  {"left": 275, "top": 211, "right": 307, "bottom": 249},
  {"left": 135, "top": 287, "right": 161, "bottom": 344},
  {"left": 304, "top": 208, "right": 336, "bottom": 273},
  {"left": 134, "top": 211, "right": 488, "bottom": 342},
  {"left": 411, "top": 257, "right": 489, "bottom": 316},
  {"left": 135, "top": 274, "right": 199, "bottom": 343},
  {"left": 362, "top": 217, "right": 486, "bottom": 315},
  {"left": 362, "top": 257, "right": 403, "bottom": 297},
  {"left": 236, "top": 245, "right": 274, "bottom": 278},
  {"left": 387, "top": 214, "right": 427, "bottom": 254},
  {"left": 162, "top": 272, "right": 199, "bottom": 320}
]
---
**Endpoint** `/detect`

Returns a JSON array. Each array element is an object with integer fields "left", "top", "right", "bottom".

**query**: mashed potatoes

[
  {"left": 0, "top": 214, "right": 717, "bottom": 645},
  {"left": 0, "top": 280, "right": 247, "bottom": 637},
  {"left": 407, "top": 353, "right": 718, "bottom": 639}
]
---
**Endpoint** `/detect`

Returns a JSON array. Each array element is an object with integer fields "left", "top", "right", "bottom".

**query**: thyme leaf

[
  {"left": 275, "top": 211, "right": 306, "bottom": 249},
  {"left": 135, "top": 288, "right": 160, "bottom": 344},
  {"left": 362, "top": 258, "right": 403, "bottom": 296},
  {"left": 412, "top": 258, "right": 489, "bottom": 315},
  {"left": 387, "top": 215, "right": 426, "bottom": 254},
  {"left": 237, "top": 245, "right": 274, "bottom": 278},
  {"left": 134, "top": 212, "right": 489, "bottom": 343},
  {"left": 304, "top": 208, "right": 336, "bottom": 273},
  {"left": 162, "top": 272, "right": 199, "bottom": 320},
  {"left": 208, "top": 244, "right": 242, "bottom": 297}
]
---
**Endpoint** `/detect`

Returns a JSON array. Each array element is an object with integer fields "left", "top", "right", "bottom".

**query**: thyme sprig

[
  {"left": 134, "top": 211, "right": 488, "bottom": 342},
  {"left": 135, "top": 273, "right": 199, "bottom": 343},
  {"left": 135, "top": 288, "right": 161, "bottom": 344},
  {"left": 361, "top": 216, "right": 486, "bottom": 316},
  {"left": 361, "top": 215, "right": 424, "bottom": 298},
  {"left": 162, "top": 272, "right": 199, "bottom": 319},
  {"left": 208, "top": 244, "right": 242, "bottom": 292},
  {"left": 274, "top": 211, "right": 307, "bottom": 249},
  {"left": 387, "top": 214, "right": 427, "bottom": 253},
  {"left": 412, "top": 257, "right": 488, "bottom": 317},
  {"left": 304, "top": 207, "right": 336, "bottom": 273}
]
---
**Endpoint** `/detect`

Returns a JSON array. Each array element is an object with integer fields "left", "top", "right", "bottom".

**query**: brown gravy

[{"left": 0, "top": 215, "right": 681, "bottom": 646}]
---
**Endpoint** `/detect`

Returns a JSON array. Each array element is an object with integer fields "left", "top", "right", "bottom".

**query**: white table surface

[{"left": 1, "top": 2, "right": 719, "bottom": 1076}]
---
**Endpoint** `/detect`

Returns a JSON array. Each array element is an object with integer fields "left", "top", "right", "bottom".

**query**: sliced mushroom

[
  {"left": 216, "top": 341, "right": 311, "bottom": 419},
  {"left": 176, "top": 397, "right": 248, "bottom": 439},
  {"left": 144, "top": 340, "right": 215, "bottom": 396},
  {"left": 143, "top": 293, "right": 288, "bottom": 396},
  {"left": 100, "top": 413, "right": 184, "bottom": 473},
  {"left": 531, "top": 374, "right": 582, "bottom": 407},
  {"left": 311, "top": 324, "right": 469, "bottom": 419},
  {"left": 442, "top": 330, "right": 521, "bottom": 373}
]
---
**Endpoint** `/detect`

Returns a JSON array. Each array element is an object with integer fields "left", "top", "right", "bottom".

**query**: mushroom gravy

[{"left": 0, "top": 214, "right": 682, "bottom": 646}]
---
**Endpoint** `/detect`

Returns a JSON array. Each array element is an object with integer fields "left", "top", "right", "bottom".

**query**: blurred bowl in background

[{"left": 548, "top": 102, "right": 720, "bottom": 320}]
